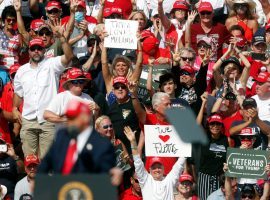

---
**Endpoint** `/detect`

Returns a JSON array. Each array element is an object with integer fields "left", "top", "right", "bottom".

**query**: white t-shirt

[
  {"left": 134, "top": 155, "right": 186, "bottom": 200},
  {"left": 14, "top": 176, "right": 31, "bottom": 200},
  {"left": 252, "top": 95, "right": 270, "bottom": 122},
  {"left": 46, "top": 90, "right": 94, "bottom": 117}
]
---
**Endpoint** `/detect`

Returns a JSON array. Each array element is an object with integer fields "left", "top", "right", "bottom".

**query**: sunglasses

[
  {"left": 47, "top": 9, "right": 60, "bottom": 14},
  {"left": 6, "top": 18, "right": 16, "bottom": 23},
  {"left": 39, "top": 30, "right": 52, "bottom": 36},
  {"left": 103, "top": 124, "right": 113, "bottom": 129},
  {"left": 180, "top": 71, "right": 192, "bottom": 76},
  {"left": 71, "top": 80, "right": 85, "bottom": 85},
  {"left": 235, "top": 4, "right": 248, "bottom": 9},
  {"left": 200, "top": 11, "right": 212, "bottom": 16},
  {"left": 180, "top": 181, "right": 192, "bottom": 186},
  {"left": 209, "top": 122, "right": 222, "bottom": 126},
  {"left": 132, "top": 177, "right": 139, "bottom": 183},
  {"left": 241, "top": 194, "right": 254, "bottom": 199},
  {"left": 240, "top": 136, "right": 255, "bottom": 140},
  {"left": 29, "top": 46, "right": 44, "bottom": 51},
  {"left": 113, "top": 84, "right": 127, "bottom": 90},
  {"left": 197, "top": 44, "right": 210, "bottom": 49},
  {"left": 181, "top": 57, "right": 194, "bottom": 61}
]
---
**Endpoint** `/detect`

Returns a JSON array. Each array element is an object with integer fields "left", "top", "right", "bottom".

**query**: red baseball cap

[
  {"left": 30, "top": 19, "right": 45, "bottom": 32},
  {"left": 46, "top": 1, "right": 61, "bottom": 10},
  {"left": 207, "top": 114, "right": 223, "bottom": 124},
  {"left": 142, "top": 36, "right": 159, "bottom": 55},
  {"left": 78, "top": 0, "right": 86, "bottom": 9},
  {"left": 113, "top": 76, "right": 128, "bottom": 86},
  {"left": 29, "top": 38, "right": 45, "bottom": 48},
  {"left": 65, "top": 100, "right": 92, "bottom": 118},
  {"left": 180, "top": 65, "right": 195, "bottom": 75},
  {"left": 239, "top": 127, "right": 257, "bottom": 136},
  {"left": 179, "top": 173, "right": 193, "bottom": 183},
  {"left": 103, "top": 7, "right": 123, "bottom": 18},
  {"left": 198, "top": 2, "right": 213, "bottom": 13},
  {"left": 9, "top": 64, "right": 21, "bottom": 75},
  {"left": 62, "top": 68, "right": 88, "bottom": 89},
  {"left": 254, "top": 72, "right": 270, "bottom": 83},
  {"left": 24, "top": 154, "right": 40, "bottom": 167},
  {"left": 149, "top": 157, "right": 163, "bottom": 167},
  {"left": 171, "top": 0, "right": 189, "bottom": 12}
]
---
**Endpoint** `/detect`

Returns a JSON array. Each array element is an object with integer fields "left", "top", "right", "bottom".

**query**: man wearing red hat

[
  {"left": 12, "top": 36, "right": 73, "bottom": 159},
  {"left": 182, "top": 1, "right": 230, "bottom": 61},
  {"left": 14, "top": 154, "right": 40, "bottom": 200},
  {"left": 124, "top": 126, "right": 186, "bottom": 200},
  {"left": 107, "top": 76, "right": 140, "bottom": 155},
  {"left": 39, "top": 100, "right": 116, "bottom": 174},
  {"left": 43, "top": 67, "right": 98, "bottom": 123}
]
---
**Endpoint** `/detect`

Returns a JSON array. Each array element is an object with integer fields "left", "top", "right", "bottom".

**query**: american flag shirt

[{"left": 0, "top": 29, "right": 20, "bottom": 69}]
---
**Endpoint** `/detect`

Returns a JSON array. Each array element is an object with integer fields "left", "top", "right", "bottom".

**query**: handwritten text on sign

[
  {"left": 144, "top": 125, "right": 191, "bottom": 157},
  {"left": 104, "top": 19, "right": 138, "bottom": 49}
]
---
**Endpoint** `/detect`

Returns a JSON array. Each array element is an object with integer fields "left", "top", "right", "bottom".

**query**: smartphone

[
  {"left": 0, "top": 144, "right": 7, "bottom": 153},
  {"left": 251, "top": 52, "right": 267, "bottom": 61}
]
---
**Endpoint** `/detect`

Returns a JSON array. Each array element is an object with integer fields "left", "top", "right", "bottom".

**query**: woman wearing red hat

[
  {"left": 196, "top": 111, "right": 229, "bottom": 200},
  {"left": 174, "top": 173, "right": 198, "bottom": 200},
  {"left": 101, "top": 37, "right": 142, "bottom": 105}
]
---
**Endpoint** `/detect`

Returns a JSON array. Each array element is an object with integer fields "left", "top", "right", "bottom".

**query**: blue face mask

[{"left": 75, "top": 12, "right": 84, "bottom": 23}]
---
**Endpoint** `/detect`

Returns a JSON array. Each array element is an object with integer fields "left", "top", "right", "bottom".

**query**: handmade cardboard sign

[
  {"left": 144, "top": 125, "right": 191, "bottom": 157},
  {"left": 104, "top": 19, "right": 138, "bottom": 49},
  {"left": 226, "top": 148, "right": 269, "bottom": 179}
]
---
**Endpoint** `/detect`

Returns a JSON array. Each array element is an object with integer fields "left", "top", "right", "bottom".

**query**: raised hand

[
  {"left": 70, "top": 0, "right": 78, "bottom": 13},
  {"left": 13, "top": 0, "right": 21, "bottom": 11},
  {"left": 202, "top": 48, "right": 213, "bottom": 65},
  {"left": 187, "top": 10, "right": 198, "bottom": 24},
  {"left": 78, "top": 20, "right": 88, "bottom": 34},
  {"left": 200, "top": 92, "right": 208, "bottom": 103},
  {"left": 171, "top": 50, "right": 181, "bottom": 62},
  {"left": 48, "top": 19, "right": 65, "bottom": 38},
  {"left": 124, "top": 126, "right": 136, "bottom": 142},
  {"left": 128, "top": 81, "right": 138, "bottom": 95}
]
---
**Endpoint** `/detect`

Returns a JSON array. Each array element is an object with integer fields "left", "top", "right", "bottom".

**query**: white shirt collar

[{"left": 77, "top": 126, "right": 93, "bottom": 153}]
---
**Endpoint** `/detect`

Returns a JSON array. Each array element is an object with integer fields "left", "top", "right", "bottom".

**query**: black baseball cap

[
  {"left": 242, "top": 98, "right": 257, "bottom": 108},
  {"left": 87, "top": 34, "right": 101, "bottom": 47},
  {"left": 220, "top": 57, "right": 242, "bottom": 74}
]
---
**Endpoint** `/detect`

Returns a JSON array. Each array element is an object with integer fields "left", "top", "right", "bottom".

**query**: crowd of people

[{"left": 1, "top": 0, "right": 270, "bottom": 199}]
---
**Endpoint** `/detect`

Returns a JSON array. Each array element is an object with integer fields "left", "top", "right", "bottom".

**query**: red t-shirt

[
  {"left": 222, "top": 110, "right": 243, "bottom": 137},
  {"left": 144, "top": 113, "right": 177, "bottom": 175},
  {"left": 0, "top": 82, "right": 14, "bottom": 144},
  {"left": 182, "top": 23, "right": 230, "bottom": 61},
  {"left": 120, "top": 187, "right": 143, "bottom": 200}
]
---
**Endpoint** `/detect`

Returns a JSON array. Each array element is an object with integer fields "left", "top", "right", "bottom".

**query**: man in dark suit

[{"left": 38, "top": 100, "right": 116, "bottom": 174}]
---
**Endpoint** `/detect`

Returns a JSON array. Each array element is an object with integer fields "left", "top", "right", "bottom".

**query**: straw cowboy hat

[
  {"left": 228, "top": 0, "right": 256, "bottom": 11},
  {"left": 62, "top": 68, "right": 89, "bottom": 90}
]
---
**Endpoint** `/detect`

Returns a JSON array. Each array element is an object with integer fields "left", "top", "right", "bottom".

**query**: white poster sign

[
  {"left": 104, "top": 19, "right": 138, "bottom": 49},
  {"left": 144, "top": 125, "right": 191, "bottom": 157}
]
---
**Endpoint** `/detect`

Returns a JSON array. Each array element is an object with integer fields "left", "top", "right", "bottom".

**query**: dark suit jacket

[{"left": 38, "top": 127, "right": 116, "bottom": 174}]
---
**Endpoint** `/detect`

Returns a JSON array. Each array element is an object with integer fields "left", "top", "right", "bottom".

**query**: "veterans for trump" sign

[{"left": 226, "top": 148, "right": 269, "bottom": 179}]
